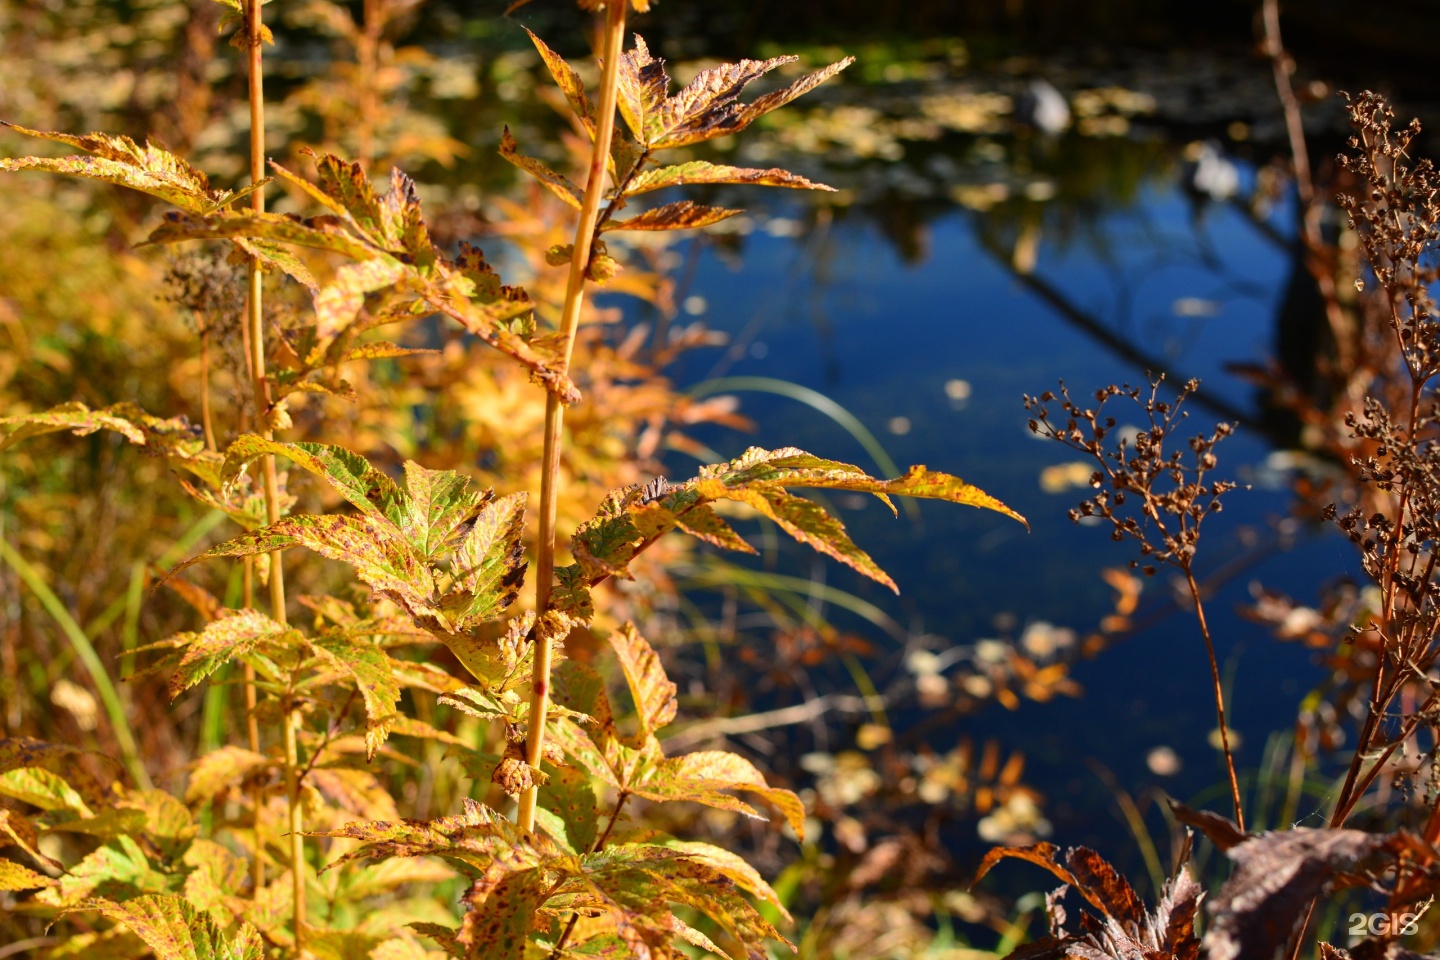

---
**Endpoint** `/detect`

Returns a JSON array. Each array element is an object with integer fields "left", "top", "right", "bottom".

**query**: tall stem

[
  {"left": 517, "top": 0, "right": 627, "bottom": 834},
  {"left": 1184, "top": 568, "right": 1245, "bottom": 831},
  {"left": 244, "top": 0, "right": 304, "bottom": 944}
]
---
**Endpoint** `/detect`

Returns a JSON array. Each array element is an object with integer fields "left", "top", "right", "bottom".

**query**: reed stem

[
  {"left": 517, "top": 0, "right": 628, "bottom": 834},
  {"left": 243, "top": 0, "right": 303, "bottom": 942}
]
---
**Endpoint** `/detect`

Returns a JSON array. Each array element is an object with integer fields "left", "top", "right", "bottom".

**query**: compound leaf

[
  {"left": 601, "top": 200, "right": 743, "bottom": 232},
  {"left": 67, "top": 894, "right": 264, "bottom": 960},
  {"left": 624, "top": 159, "right": 834, "bottom": 195}
]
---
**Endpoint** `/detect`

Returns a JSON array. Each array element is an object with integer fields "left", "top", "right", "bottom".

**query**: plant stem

[
  {"left": 1184, "top": 568, "right": 1244, "bottom": 831},
  {"left": 517, "top": 0, "right": 627, "bottom": 834},
  {"left": 243, "top": 0, "right": 303, "bottom": 943},
  {"left": 552, "top": 792, "right": 630, "bottom": 956}
]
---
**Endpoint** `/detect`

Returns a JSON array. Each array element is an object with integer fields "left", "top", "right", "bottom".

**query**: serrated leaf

[
  {"left": 607, "top": 623, "right": 677, "bottom": 742},
  {"left": 307, "top": 636, "right": 402, "bottom": 760},
  {"left": 185, "top": 746, "right": 269, "bottom": 805},
  {"left": 181, "top": 839, "right": 249, "bottom": 922},
  {"left": 631, "top": 751, "right": 805, "bottom": 840},
  {"left": 401, "top": 462, "right": 489, "bottom": 561},
  {"left": 40, "top": 836, "right": 168, "bottom": 907},
  {"left": 343, "top": 341, "right": 437, "bottom": 362},
  {"left": 311, "top": 798, "right": 561, "bottom": 878},
  {"left": 0, "top": 400, "right": 205, "bottom": 459},
  {"left": 537, "top": 764, "right": 598, "bottom": 855},
  {"left": 601, "top": 199, "right": 743, "bottom": 232},
  {"left": 460, "top": 870, "right": 548, "bottom": 960},
  {"left": 526, "top": 29, "right": 597, "bottom": 135},
  {"left": 222, "top": 436, "right": 408, "bottom": 531},
  {"left": 66, "top": 894, "right": 264, "bottom": 960},
  {"left": 673, "top": 502, "right": 755, "bottom": 553},
  {"left": 0, "top": 122, "right": 215, "bottom": 212},
  {"left": 441, "top": 492, "right": 528, "bottom": 628},
  {"left": 168, "top": 608, "right": 298, "bottom": 699},
  {"left": 650, "top": 838, "right": 791, "bottom": 922},
  {"left": 314, "top": 257, "right": 412, "bottom": 349},
  {"left": 0, "top": 767, "right": 93, "bottom": 817},
  {"left": 173, "top": 514, "right": 433, "bottom": 612},
  {"left": 499, "top": 128, "right": 582, "bottom": 210},
  {"left": 233, "top": 237, "right": 320, "bottom": 290},
  {"left": 658, "top": 56, "right": 855, "bottom": 150},
  {"left": 624, "top": 159, "right": 835, "bottom": 195},
  {"left": 0, "top": 858, "right": 54, "bottom": 891},
  {"left": 144, "top": 209, "right": 376, "bottom": 261}
]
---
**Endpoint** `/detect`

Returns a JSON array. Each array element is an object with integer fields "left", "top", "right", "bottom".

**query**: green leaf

[
  {"left": 624, "top": 159, "right": 835, "bottom": 196},
  {"left": 41, "top": 836, "right": 169, "bottom": 907},
  {"left": 498, "top": 128, "right": 582, "bottom": 210},
  {"left": 601, "top": 199, "right": 743, "bottom": 232},
  {"left": 400, "top": 462, "right": 489, "bottom": 561},
  {"left": 0, "top": 858, "right": 54, "bottom": 891},
  {"left": 537, "top": 764, "right": 598, "bottom": 855},
  {"left": 222, "top": 436, "right": 409, "bottom": 530},
  {"left": 0, "top": 122, "right": 216, "bottom": 212},
  {"left": 459, "top": 870, "right": 549, "bottom": 960},
  {"left": 173, "top": 514, "right": 434, "bottom": 612},
  {"left": 168, "top": 608, "right": 299, "bottom": 699},
  {"left": 66, "top": 894, "right": 264, "bottom": 960},
  {"left": 306, "top": 636, "right": 402, "bottom": 760},
  {"left": 607, "top": 623, "right": 677, "bottom": 743},
  {"left": 0, "top": 767, "right": 93, "bottom": 817},
  {"left": 440, "top": 492, "right": 528, "bottom": 629},
  {"left": 630, "top": 750, "right": 806, "bottom": 839},
  {"left": 311, "top": 798, "right": 562, "bottom": 878}
]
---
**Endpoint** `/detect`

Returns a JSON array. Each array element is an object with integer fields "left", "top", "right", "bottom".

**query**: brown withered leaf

[
  {"left": 612, "top": 35, "right": 851, "bottom": 150},
  {"left": 1203, "top": 828, "right": 1407, "bottom": 960},
  {"left": 1168, "top": 800, "right": 1250, "bottom": 852},
  {"left": 975, "top": 840, "right": 1202, "bottom": 960},
  {"left": 601, "top": 199, "right": 743, "bottom": 232}
]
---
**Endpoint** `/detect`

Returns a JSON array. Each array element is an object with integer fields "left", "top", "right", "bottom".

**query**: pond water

[{"left": 576, "top": 37, "right": 1378, "bottom": 883}]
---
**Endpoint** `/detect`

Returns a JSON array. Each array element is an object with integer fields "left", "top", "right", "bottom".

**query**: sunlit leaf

[
  {"left": 607, "top": 623, "right": 677, "bottom": 743},
  {"left": 144, "top": 209, "right": 375, "bottom": 261},
  {"left": 538, "top": 764, "right": 598, "bottom": 856},
  {"left": 168, "top": 608, "right": 298, "bottom": 700},
  {"left": 526, "top": 29, "right": 596, "bottom": 134},
  {"left": 65, "top": 894, "right": 264, "bottom": 960},
  {"left": 0, "top": 122, "right": 215, "bottom": 212},
  {"left": 307, "top": 636, "right": 402, "bottom": 760},
  {"left": 601, "top": 199, "right": 743, "bottom": 232},
  {"left": 173, "top": 514, "right": 434, "bottom": 612},
  {"left": 630, "top": 750, "right": 805, "bottom": 839},
  {"left": 0, "top": 858, "right": 54, "bottom": 891},
  {"left": 499, "top": 127, "right": 582, "bottom": 210},
  {"left": 624, "top": 159, "right": 835, "bottom": 196},
  {"left": 185, "top": 746, "right": 270, "bottom": 805}
]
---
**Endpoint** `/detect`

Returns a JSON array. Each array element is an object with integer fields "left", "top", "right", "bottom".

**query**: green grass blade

[{"left": 0, "top": 536, "right": 152, "bottom": 790}]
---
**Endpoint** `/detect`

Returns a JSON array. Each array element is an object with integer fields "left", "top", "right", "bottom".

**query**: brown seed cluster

[{"left": 1025, "top": 376, "right": 1238, "bottom": 575}]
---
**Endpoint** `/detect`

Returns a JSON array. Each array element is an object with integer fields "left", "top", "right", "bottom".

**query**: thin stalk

[
  {"left": 1184, "top": 568, "right": 1244, "bottom": 831},
  {"left": 243, "top": 557, "right": 263, "bottom": 896},
  {"left": 198, "top": 316, "right": 217, "bottom": 453},
  {"left": 243, "top": 0, "right": 302, "bottom": 941},
  {"left": 517, "top": 0, "right": 627, "bottom": 834}
]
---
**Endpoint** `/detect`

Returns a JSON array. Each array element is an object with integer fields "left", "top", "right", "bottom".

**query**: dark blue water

[{"left": 619, "top": 168, "right": 1355, "bottom": 879}]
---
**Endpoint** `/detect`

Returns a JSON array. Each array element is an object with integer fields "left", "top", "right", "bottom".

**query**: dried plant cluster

[
  {"left": 984, "top": 94, "right": 1440, "bottom": 958},
  {"left": 0, "top": 1, "right": 1031, "bottom": 958}
]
